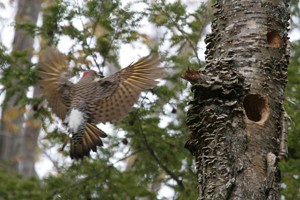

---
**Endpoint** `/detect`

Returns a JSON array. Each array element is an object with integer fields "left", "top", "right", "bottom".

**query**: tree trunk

[
  {"left": 21, "top": 86, "right": 42, "bottom": 177},
  {"left": 185, "top": 0, "right": 290, "bottom": 199},
  {"left": 0, "top": 0, "right": 42, "bottom": 176}
]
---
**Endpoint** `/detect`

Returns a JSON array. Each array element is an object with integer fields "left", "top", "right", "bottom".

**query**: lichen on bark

[{"left": 185, "top": 0, "right": 290, "bottom": 199}]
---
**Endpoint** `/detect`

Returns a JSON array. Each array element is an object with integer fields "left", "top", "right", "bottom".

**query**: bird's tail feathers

[{"left": 70, "top": 123, "right": 107, "bottom": 159}]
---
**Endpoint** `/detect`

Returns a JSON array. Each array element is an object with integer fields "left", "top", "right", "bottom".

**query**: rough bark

[
  {"left": 185, "top": 0, "right": 290, "bottom": 199},
  {"left": 0, "top": 0, "right": 42, "bottom": 176},
  {"left": 21, "top": 86, "right": 42, "bottom": 177}
]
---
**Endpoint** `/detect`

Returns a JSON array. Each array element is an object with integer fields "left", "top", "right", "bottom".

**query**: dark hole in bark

[
  {"left": 243, "top": 94, "right": 269, "bottom": 124},
  {"left": 267, "top": 31, "right": 282, "bottom": 48}
]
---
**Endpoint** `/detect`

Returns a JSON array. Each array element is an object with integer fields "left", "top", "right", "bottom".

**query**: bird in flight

[{"left": 38, "top": 47, "right": 164, "bottom": 159}]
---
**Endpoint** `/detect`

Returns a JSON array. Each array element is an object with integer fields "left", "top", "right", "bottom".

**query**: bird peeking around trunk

[{"left": 38, "top": 47, "right": 164, "bottom": 159}]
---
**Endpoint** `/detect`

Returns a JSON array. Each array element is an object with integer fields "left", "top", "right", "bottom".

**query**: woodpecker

[
  {"left": 181, "top": 66, "right": 200, "bottom": 84},
  {"left": 38, "top": 47, "right": 164, "bottom": 159}
]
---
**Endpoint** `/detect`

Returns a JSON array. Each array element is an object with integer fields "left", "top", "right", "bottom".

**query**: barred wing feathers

[
  {"left": 38, "top": 48, "right": 74, "bottom": 120},
  {"left": 90, "top": 54, "right": 164, "bottom": 123}
]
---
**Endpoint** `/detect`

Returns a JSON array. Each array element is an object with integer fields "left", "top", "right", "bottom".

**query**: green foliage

[
  {"left": 278, "top": 4, "right": 300, "bottom": 198},
  {"left": 1, "top": 0, "right": 209, "bottom": 199},
  {"left": 280, "top": 40, "right": 300, "bottom": 199},
  {"left": 0, "top": 48, "right": 38, "bottom": 108},
  {"left": 149, "top": 0, "right": 210, "bottom": 66},
  {"left": 43, "top": 160, "right": 155, "bottom": 199},
  {"left": 3, "top": 0, "right": 299, "bottom": 199},
  {"left": 0, "top": 166, "right": 43, "bottom": 200}
]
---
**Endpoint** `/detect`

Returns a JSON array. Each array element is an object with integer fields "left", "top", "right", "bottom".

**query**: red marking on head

[{"left": 82, "top": 71, "right": 89, "bottom": 78}]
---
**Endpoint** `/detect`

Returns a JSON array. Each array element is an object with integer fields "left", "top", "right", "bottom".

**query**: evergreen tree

[{"left": 0, "top": 0, "right": 299, "bottom": 199}]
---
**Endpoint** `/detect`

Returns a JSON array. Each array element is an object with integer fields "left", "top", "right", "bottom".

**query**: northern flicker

[{"left": 38, "top": 47, "right": 164, "bottom": 159}]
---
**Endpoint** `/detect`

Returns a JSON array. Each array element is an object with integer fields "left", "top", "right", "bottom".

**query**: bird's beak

[
  {"left": 94, "top": 73, "right": 104, "bottom": 82},
  {"left": 97, "top": 72, "right": 105, "bottom": 78}
]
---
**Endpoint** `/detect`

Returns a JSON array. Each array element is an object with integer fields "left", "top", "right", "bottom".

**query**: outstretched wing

[
  {"left": 88, "top": 54, "right": 164, "bottom": 123},
  {"left": 38, "top": 47, "right": 74, "bottom": 120}
]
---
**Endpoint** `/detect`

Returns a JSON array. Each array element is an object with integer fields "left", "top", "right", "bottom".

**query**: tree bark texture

[
  {"left": 0, "top": 0, "right": 42, "bottom": 176},
  {"left": 185, "top": 0, "right": 290, "bottom": 199},
  {"left": 21, "top": 86, "right": 42, "bottom": 177}
]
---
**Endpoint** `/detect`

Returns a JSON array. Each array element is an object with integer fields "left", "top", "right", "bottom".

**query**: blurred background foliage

[{"left": 0, "top": 0, "right": 299, "bottom": 199}]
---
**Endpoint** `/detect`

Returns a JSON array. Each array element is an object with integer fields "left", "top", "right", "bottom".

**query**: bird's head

[{"left": 82, "top": 70, "right": 97, "bottom": 79}]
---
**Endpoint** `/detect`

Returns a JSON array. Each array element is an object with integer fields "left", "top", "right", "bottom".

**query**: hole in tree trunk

[
  {"left": 267, "top": 31, "right": 282, "bottom": 48},
  {"left": 243, "top": 94, "right": 269, "bottom": 125}
]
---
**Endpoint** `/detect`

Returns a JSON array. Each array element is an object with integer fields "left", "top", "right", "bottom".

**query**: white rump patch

[{"left": 66, "top": 109, "right": 84, "bottom": 132}]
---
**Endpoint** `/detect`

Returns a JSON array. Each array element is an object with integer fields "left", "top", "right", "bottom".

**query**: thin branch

[
  {"left": 42, "top": 149, "right": 60, "bottom": 173},
  {"left": 75, "top": 0, "right": 102, "bottom": 74},
  {"left": 135, "top": 114, "right": 185, "bottom": 190},
  {"left": 137, "top": 91, "right": 184, "bottom": 189},
  {"left": 48, "top": 148, "right": 145, "bottom": 199},
  {"left": 154, "top": 3, "right": 211, "bottom": 67}
]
